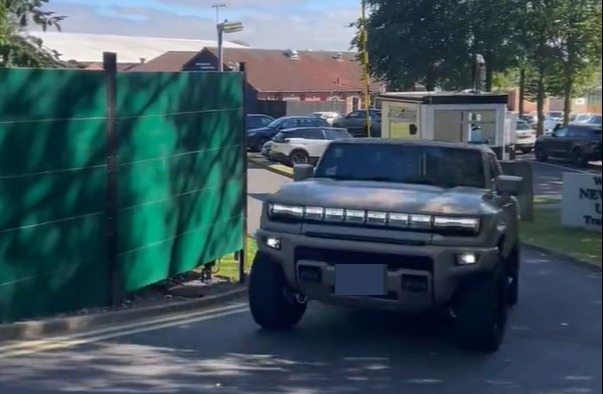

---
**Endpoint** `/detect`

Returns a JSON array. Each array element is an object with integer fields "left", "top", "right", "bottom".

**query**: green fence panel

[
  {"left": 115, "top": 71, "right": 245, "bottom": 292},
  {"left": 0, "top": 68, "right": 109, "bottom": 323}
]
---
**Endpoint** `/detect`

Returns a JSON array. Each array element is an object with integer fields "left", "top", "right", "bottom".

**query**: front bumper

[{"left": 255, "top": 229, "right": 499, "bottom": 312}]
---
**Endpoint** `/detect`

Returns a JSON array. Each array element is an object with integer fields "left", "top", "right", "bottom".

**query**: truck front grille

[{"left": 294, "top": 247, "right": 433, "bottom": 272}]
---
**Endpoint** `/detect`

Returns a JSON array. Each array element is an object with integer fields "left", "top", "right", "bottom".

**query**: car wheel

[
  {"left": 521, "top": 148, "right": 533, "bottom": 154},
  {"left": 256, "top": 138, "right": 270, "bottom": 152},
  {"left": 572, "top": 149, "right": 589, "bottom": 168},
  {"left": 454, "top": 265, "right": 508, "bottom": 353},
  {"left": 248, "top": 252, "right": 307, "bottom": 330},
  {"left": 506, "top": 245, "right": 520, "bottom": 307},
  {"left": 289, "top": 150, "right": 309, "bottom": 166},
  {"left": 535, "top": 146, "right": 548, "bottom": 162}
]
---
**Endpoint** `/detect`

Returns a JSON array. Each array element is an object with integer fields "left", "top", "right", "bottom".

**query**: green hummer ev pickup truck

[{"left": 248, "top": 139, "right": 523, "bottom": 353}]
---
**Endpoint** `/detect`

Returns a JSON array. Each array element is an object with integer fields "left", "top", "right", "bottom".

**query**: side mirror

[
  {"left": 409, "top": 124, "right": 418, "bottom": 135},
  {"left": 293, "top": 164, "right": 314, "bottom": 182},
  {"left": 495, "top": 175, "right": 523, "bottom": 196}
]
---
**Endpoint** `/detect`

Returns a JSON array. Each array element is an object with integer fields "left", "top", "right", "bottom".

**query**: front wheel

[
  {"left": 248, "top": 253, "right": 307, "bottom": 330},
  {"left": 454, "top": 267, "right": 508, "bottom": 353},
  {"left": 572, "top": 149, "right": 589, "bottom": 168},
  {"left": 535, "top": 146, "right": 548, "bottom": 162}
]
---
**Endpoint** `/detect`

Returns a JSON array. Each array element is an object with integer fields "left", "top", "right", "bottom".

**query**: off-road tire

[
  {"left": 248, "top": 252, "right": 306, "bottom": 330},
  {"left": 454, "top": 266, "right": 508, "bottom": 353}
]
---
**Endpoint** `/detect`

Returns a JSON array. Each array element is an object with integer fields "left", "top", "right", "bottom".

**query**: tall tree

[
  {"left": 464, "top": 0, "right": 524, "bottom": 91},
  {"left": 519, "top": 0, "right": 562, "bottom": 134},
  {"left": 0, "top": 0, "right": 65, "bottom": 67},
  {"left": 357, "top": 0, "right": 471, "bottom": 91},
  {"left": 547, "top": 0, "right": 602, "bottom": 124}
]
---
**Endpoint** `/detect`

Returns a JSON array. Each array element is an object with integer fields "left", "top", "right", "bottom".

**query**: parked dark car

[
  {"left": 246, "top": 114, "right": 274, "bottom": 131},
  {"left": 246, "top": 116, "right": 329, "bottom": 151},
  {"left": 534, "top": 123, "right": 602, "bottom": 167},
  {"left": 332, "top": 109, "right": 381, "bottom": 137}
]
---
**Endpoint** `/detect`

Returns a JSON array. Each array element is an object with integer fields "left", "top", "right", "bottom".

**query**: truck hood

[{"left": 269, "top": 179, "right": 498, "bottom": 216}]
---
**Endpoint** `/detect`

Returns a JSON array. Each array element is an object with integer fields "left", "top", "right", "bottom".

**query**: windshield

[
  {"left": 516, "top": 122, "right": 531, "bottom": 130},
  {"left": 315, "top": 143, "right": 486, "bottom": 189},
  {"left": 548, "top": 111, "right": 563, "bottom": 118},
  {"left": 588, "top": 115, "right": 602, "bottom": 125},
  {"left": 575, "top": 114, "right": 592, "bottom": 122},
  {"left": 267, "top": 118, "right": 286, "bottom": 128}
]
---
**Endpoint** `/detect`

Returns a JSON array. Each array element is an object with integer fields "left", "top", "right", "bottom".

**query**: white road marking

[{"left": 0, "top": 302, "right": 248, "bottom": 356}]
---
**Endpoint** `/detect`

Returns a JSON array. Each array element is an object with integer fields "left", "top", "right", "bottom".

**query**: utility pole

[
  {"left": 360, "top": 0, "right": 371, "bottom": 137},
  {"left": 212, "top": 3, "right": 226, "bottom": 25}
]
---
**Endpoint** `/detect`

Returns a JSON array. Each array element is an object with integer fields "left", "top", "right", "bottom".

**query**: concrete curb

[
  {"left": 247, "top": 155, "right": 294, "bottom": 178},
  {"left": 246, "top": 156, "right": 600, "bottom": 273},
  {"left": 521, "top": 243, "right": 601, "bottom": 273},
  {"left": 0, "top": 285, "right": 248, "bottom": 342}
]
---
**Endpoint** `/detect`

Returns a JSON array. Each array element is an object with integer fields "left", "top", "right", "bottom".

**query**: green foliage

[
  {"left": 0, "top": 0, "right": 66, "bottom": 67},
  {"left": 356, "top": 0, "right": 602, "bottom": 106},
  {"left": 358, "top": 0, "right": 471, "bottom": 91}
]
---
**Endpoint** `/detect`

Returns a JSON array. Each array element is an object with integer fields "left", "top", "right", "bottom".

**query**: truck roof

[{"left": 332, "top": 138, "right": 496, "bottom": 153}]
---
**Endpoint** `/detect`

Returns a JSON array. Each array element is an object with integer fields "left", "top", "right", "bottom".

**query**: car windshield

[
  {"left": 314, "top": 144, "right": 486, "bottom": 189},
  {"left": 548, "top": 112, "right": 563, "bottom": 118},
  {"left": 575, "top": 114, "right": 591, "bottom": 122},
  {"left": 516, "top": 122, "right": 531, "bottom": 130},
  {"left": 267, "top": 118, "right": 286, "bottom": 128},
  {"left": 588, "top": 115, "right": 602, "bottom": 125}
]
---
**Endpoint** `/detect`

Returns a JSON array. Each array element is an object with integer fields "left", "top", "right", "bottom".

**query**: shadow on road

[{"left": 0, "top": 251, "right": 600, "bottom": 394}]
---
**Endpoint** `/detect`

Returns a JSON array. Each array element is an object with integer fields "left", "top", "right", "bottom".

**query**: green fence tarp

[{"left": 0, "top": 68, "right": 244, "bottom": 323}]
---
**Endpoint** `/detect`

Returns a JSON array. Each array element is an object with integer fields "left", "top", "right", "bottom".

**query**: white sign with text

[{"left": 561, "top": 173, "right": 602, "bottom": 232}]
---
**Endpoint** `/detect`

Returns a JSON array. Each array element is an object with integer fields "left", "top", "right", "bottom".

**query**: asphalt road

[{"left": 0, "top": 167, "right": 601, "bottom": 394}]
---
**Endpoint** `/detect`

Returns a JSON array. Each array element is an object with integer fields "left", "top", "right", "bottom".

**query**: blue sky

[{"left": 47, "top": 0, "right": 360, "bottom": 50}]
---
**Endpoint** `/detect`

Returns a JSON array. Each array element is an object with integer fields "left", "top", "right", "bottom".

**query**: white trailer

[{"left": 378, "top": 92, "right": 515, "bottom": 159}]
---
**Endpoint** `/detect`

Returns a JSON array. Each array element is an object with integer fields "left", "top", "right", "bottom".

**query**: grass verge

[
  {"left": 213, "top": 236, "right": 258, "bottom": 282},
  {"left": 521, "top": 206, "right": 601, "bottom": 267}
]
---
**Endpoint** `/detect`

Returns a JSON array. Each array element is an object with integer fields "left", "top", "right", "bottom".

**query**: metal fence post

[
  {"left": 103, "top": 52, "right": 121, "bottom": 305},
  {"left": 239, "top": 62, "right": 248, "bottom": 284}
]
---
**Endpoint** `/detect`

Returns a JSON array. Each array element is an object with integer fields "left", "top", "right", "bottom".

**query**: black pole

[
  {"left": 239, "top": 62, "right": 248, "bottom": 284},
  {"left": 103, "top": 52, "right": 121, "bottom": 305}
]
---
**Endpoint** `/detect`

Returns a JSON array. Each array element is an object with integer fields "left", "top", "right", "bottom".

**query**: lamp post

[{"left": 217, "top": 20, "right": 243, "bottom": 72}]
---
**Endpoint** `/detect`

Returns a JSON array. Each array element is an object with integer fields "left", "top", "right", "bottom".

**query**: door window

[
  {"left": 553, "top": 127, "right": 569, "bottom": 138},
  {"left": 299, "top": 129, "right": 325, "bottom": 139}
]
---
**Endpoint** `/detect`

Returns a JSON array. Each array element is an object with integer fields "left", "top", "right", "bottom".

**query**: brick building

[{"left": 130, "top": 47, "right": 383, "bottom": 115}]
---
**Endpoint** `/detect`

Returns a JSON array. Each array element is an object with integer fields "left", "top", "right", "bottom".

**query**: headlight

[
  {"left": 267, "top": 203, "right": 480, "bottom": 235},
  {"left": 433, "top": 216, "right": 480, "bottom": 234},
  {"left": 269, "top": 204, "right": 303, "bottom": 218}
]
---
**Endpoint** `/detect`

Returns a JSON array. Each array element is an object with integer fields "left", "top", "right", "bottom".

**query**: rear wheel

[
  {"left": 535, "top": 146, "right": 548, "bottom": 162},
  {"left": 248, "top": 253, "right": 307, "bottom": 330},
  {"left": 454, "top": 266, "right": 508, "bottom": 353},
  {"left": 289, "top": 150, "right": 310, "bottom": 166},
  {"left": 572, "top": 148, "right": 589, "bottom": 168}
]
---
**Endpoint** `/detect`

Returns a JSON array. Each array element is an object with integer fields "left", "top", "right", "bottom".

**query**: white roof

[{"left": 26, "top": 32, "right": 247, "bottom": 63}]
